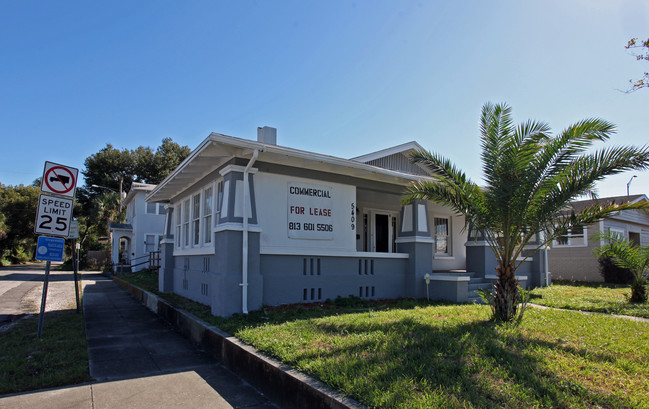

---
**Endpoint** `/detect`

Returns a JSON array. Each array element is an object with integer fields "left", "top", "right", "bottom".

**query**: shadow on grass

[
  {"left": 118, "top": 271, "right": 639, "bottom": 408},
  {"left": 293, "top": 316, "right": 635, "bottom": 408},
  {"left": 551, "top": 280, "right": 628, "bottom": 289},
  {"left": 0, "top": 308, "right": 90, "bottom": 395}
]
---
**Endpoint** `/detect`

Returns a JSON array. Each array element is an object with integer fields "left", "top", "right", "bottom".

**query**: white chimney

[{"left": 257, "top": 126, "right": 277, "bottom": 145}]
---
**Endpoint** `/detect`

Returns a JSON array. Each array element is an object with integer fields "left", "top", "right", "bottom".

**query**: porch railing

[{"left": 129, "top": 251, "right": 161, "bottom": 272}]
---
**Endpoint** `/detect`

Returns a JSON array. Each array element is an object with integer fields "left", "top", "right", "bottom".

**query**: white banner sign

[{"left": 287, "top": 182, "right": 334, "bottom": 240}]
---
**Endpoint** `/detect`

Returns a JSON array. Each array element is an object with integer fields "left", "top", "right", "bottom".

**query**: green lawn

[
  {"left": 530, "top": 281, "right": 649, "bottom": 318},
  {"left": 119, "top": 271, "right": 649, "bottom": 408},
  {"left": 236, "top": 305, "right": 648, "bottom": 409},
  {"left": 0, "top": 310, "right": 91, "bottom": 395}
]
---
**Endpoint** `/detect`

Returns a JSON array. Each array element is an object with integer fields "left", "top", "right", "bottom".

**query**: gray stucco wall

[{"left": 260, "top": 254, "right": 409, "bottom": 305}]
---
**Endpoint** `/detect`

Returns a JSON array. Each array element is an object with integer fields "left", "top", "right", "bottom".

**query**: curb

[{"left": 112, "top": 276, "right": 366, "bottom": 409}]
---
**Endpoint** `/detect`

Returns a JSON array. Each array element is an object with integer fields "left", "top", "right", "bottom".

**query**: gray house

[
  {"left": 548, "top": 194, "right": 649, "bottom": 282},
  {"left": 146, "top": 128, "right": 544, "bottom": 317}
]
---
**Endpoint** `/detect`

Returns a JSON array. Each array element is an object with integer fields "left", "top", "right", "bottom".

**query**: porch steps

[{"left": 466, "top": 274, "right": 492, "bottom": 304}]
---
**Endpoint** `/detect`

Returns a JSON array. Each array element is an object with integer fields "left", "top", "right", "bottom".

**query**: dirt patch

[{"left": 21, "top": 272, "right": 91, "bottom": 314}]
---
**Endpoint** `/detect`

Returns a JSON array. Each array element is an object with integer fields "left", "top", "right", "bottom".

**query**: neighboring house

[
  {"left": 109, "top": 182, "right": 166, "bottom": 272},
  {"left": 548, "top": 194, "right": 649, "bottom": 282},
  {"left": 146, "top": 127, "right": 547, "bottom": 317}
]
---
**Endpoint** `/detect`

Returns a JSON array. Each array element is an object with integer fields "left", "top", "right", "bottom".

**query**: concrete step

[{"left": 468, "top": 282, "right": 491, "bottom": 291}]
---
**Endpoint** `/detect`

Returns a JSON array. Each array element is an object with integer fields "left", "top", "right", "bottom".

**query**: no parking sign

[{"left": 40, "top": 161, "right": 78, "bottom": 199}]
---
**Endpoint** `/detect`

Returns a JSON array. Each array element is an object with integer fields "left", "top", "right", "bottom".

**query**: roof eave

[{"left": 146, "top": 134, "right": 433, "bottom": 203}]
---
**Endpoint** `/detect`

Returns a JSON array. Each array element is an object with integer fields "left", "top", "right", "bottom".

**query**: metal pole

[
  {"left": 37, "top": 261, "right": 51, "bottom": 339},
  {"left": 119, "top": 175, "right": 123, "bottom": 214},
  {"left": 73, "top": 239, "right": 80, "bottom": 313}
]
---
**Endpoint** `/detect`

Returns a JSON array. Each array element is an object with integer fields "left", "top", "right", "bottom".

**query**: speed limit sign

[{"left": 34, "top": 194, "right": 74, "bottom": 237}]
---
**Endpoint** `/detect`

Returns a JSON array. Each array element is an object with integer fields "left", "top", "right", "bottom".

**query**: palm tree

[
  {"left": 405, "top": 102, "right": 649, "bottom": 322},
  {"left": 595, "top": 233, "right": 649, "bottom": 302}
]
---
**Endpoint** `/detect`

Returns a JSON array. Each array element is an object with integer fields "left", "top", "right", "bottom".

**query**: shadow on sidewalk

[{"left": 82, "top": 277, "right": 278, "bottom": 408}]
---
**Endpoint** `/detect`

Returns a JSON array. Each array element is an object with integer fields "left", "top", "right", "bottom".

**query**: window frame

[
  {"left": 553, "top": 225, "right": 588, "bottom": 247},
  {"left": 145, "top": 202, "right": 157, "bottom": 215},
  {"left": 192, "top": 193, "right": 201, "bottom": 246},
  {"left": 203, "top": 186, "right": 213, "bottom": 244},
  {"left": 433, "top": 216, "right": 451, "bottom": 256},
  {"left": 144, "top": 233, "right": 159, "bottom": 253},
  {"left": 182, "top": 199, "right": 190, "bottom": 247},
  {"left": 173, "top": 182, "right": 220, "bottom": 254}
]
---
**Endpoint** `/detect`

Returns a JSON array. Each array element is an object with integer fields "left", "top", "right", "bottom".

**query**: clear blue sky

[{"left": 1, "top": 1, "right": 648, "bottom": 198}]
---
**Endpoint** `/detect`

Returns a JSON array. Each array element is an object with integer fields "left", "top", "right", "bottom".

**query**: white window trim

[
  {"left": 144, "top": 233, "right": 161, "bottom": 253},
  {"left": 173, "top": 182, "right": 218, "bottom": 255},
  {"left": 191, "top": 193, "right": 201, "bottom": 246},
  {"left": 175, "top": 204, "right": 182, "bottom": 249},
  {"left": 202, "top": 185, "right": 214, "bottom": 244},
  {"left": 433, "top": 216, "right": 452, "bottom": 256},
  {"left": 553, "top": 226, "right": 588, "bottom": 248},
  {"left": 182, "top": 199, "right": 190, "bottom": 247},
  {"left": 145, "top": 202, "right": 158, "bottom": 215},
  {"left": 361, "top": 208, "right": 400, "bottom": 253}
]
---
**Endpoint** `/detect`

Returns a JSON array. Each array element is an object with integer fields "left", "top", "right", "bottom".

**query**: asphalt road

[{"left": 0, "top": 262, "right": 79, "bottom": 330}]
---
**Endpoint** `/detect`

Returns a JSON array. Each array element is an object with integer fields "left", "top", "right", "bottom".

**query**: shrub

[{"left": 599, "top": 256, "right": 634, "bottom": 284}]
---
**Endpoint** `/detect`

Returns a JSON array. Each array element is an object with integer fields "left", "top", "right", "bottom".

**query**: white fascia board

[
  {"left": 125, "top": 183, "right": 156, "bottom": 206},
  {"left": 350, "top": 141, "right": 426, "bottom": 163},
  {"left": 145, "top": 137, "right": 216, "bottom": 203}
]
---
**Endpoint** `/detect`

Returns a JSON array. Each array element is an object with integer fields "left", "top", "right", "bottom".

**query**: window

[
  {"left": 216, "top": 181, "right": 223, "bottom": 216},
  {"left": 192, "top": 193, "right": 200, "bottom": 246},
  {"left": 555, "top": 226, "right": 587, "bottom": 247},
  {"left": 175, "top": 206, "right": 181, "bottom": 248},
  {"left": 434, "top": 217, "right": 449, "bottom": 254},
  {"left": 203, "top": 187, "right": 213, "bottom": 244},
  {"left": 158, "top": 205, "right": 166, "bottom": 215},
  {"left": 183, "top": 199, "right": 190, "bottom": 247},
  {"left": 145, "top": 234, "right": 156, "bottom": 253},
  {"left": 392, "top": 217, "right": 397, "bottom": 252},
  {"left": 146, "top": 202, "right": 157, "bottom": 214},
  {"left": 608, "top": 227, "right": 625, "bottom": 239}
]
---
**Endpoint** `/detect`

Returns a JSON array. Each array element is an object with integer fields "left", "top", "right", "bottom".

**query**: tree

[
  {"left": 625, "top": 37, "right": 649, "bottom": 92},
  {"left": 0, "top": 183, "right": 40, "bottom": 264},
  {"left": 82, "top": 138, "right": 191, "bottom": 192},
  {"left": 78, "top": 138, "right": 190, "bottom": 252},
  {"left": 594, "top": 233, "right": 649, "bottom": 302},
  {"left": 149, "top": 138, "right": 192, "bottom": 184},
  {"left": 82, "top": 144, "right": 136, "bottom": 196},
  {"left": 405, "top": 102, "right": 649, "bottom": 322}
]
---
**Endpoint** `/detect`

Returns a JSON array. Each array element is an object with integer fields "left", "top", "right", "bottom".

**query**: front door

[{"left": 375, "top": 214, "right": 389, "bottom": 252}]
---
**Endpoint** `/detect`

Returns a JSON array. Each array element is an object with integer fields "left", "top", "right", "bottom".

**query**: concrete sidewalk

[{"left": 0, "top": 273, "right": 279, "bottom": 409}]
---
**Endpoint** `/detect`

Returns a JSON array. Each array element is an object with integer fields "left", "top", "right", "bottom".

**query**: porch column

[
  {"left": 395, "top": 200, "right": 433, "bottom": 298},
  {"left": 211, "top": 165, "right": 263, "bottom": 317},
  {"left": 158, "top": 206, "right": 175, "bottom": 292},
  {"left": 465, "top": 228, "right": 497, "bottom": 279}
]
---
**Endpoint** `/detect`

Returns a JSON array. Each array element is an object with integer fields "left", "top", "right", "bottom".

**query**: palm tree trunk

[{"left": 494, "top": 263, "right": 518, "bottom": 321}]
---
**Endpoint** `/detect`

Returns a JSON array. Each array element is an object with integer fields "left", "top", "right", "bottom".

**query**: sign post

[
  {"left": 34, "top": 161, "right": 78, "bottom": 338},
  {"left": 68, "top": 220, "right": 81, "bottom": 313},
  {"left": 35, "top": 235, "right": 66, "bottom": 338}
]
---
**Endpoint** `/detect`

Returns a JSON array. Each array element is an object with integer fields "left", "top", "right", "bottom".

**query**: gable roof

[
  {"left": 147, "top": 133, "right": 433, "bottom": 203},
  {"left": 123, "top": 182, "right": 157, "bottom": 206},
  {"left": 567, "top": 194, "right": 648, "bottom": 212},
  {"left": 350, "top": 141, "right": 426, "bottom": 162}
]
